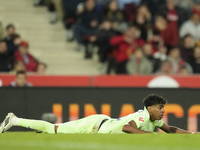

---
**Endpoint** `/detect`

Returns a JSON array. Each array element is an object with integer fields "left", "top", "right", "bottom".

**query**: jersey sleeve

[{"left": 155, "top": 119, "right": 164, "bottom": 128}]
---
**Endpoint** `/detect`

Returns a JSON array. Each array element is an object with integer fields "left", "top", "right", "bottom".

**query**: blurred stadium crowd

[
  {"left": 0, "top": 24, "right": 47, "bottom": 74},
  {"left": 1, "top": 0, "right": 200, "bottom": 75}
]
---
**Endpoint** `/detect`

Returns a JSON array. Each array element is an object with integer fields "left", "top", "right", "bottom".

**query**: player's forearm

[
  {"left": 122, "top": 124, "right": 151, "bottom": 134},
  {"left": 169, "top": 126, "right": 195, "bottom": 134}
]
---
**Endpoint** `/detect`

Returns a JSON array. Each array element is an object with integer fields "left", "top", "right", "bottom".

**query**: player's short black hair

[{"left": 143, "top": 94, "right": 167, "bottom": 108}]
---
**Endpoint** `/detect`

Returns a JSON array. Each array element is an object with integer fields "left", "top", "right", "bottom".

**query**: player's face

[{"left": 149, "top": 104, "right": 165, "bottom": 121}]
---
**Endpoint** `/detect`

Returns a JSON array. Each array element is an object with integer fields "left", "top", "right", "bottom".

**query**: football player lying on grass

[{"left": 0, "top": 94, "right": 197, "bottom": 134}]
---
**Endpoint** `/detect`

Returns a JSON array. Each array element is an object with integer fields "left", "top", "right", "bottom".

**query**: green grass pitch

[{"left": 0, "top": 132, "right": 200, "bottom": 150}]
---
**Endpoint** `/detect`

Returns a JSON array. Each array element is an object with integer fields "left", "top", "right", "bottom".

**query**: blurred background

[
  {"left": 1, "top": 0, "right": 200, "bottom": 76},
  {"left": 0, "top": 0, "right": 200, "bottom": 132}
]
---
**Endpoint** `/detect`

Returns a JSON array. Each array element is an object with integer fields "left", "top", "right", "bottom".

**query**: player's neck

[
  {"left": 147, "top": 108, "right": 156, "bottom": 122},
  {"left": 149, "top": 116, "right": 156, "bottom": 122}
]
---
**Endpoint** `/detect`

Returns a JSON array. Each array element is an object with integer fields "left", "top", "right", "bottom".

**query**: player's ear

[{"left": 147, "top": 106, "right": 151, "bottom": 112}]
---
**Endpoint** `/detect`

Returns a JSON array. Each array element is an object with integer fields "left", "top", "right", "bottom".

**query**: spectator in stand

[
  {"left": 110, "top": 26, "right": 145, "bottom": 74},
  {"left": 123, "top": 2, "right": 138, "bottom": 22},
  {"left": 153, "top": 44, "right": 168, "bottom": 61},
  {"left": 46, "top": 1, "right": 58, "bottom": 24},
  {"left": 126, "top": 47, "right": 153, "bottom": 75},
  {"left": 51, "top": 0, "right": 64, "bottom": 23},
  {"left": 105, "top": 0, "right": 128, "bottom": 33},
  {"left": 0, "top": 40, "right": 13, "bottom": 72},
  {"left": 156, "top": 60, "right": 172, "bottom": 75},
  {"left": 0, "top": 22, "right": 3, "bottom": 40},
  {"left": 179, "top": 13, "right": 200, "bottom": 42},
  {"left": 158, "top": 0, "right": 189, "bottom": 29},
  {"left": 33, "top": 0, "right": 45, "bottom": 6},
  {"left": 37, "top": 62, "right": 47, "bottom": 74},
  {"left": 141, "top": 0, "right": 165, "bottom": 20},
  {"left": 82, "top": 20, "right": 116, "bottom": 74},
  {"left": 72, "top": 0, "right": 104, "bottom": 51},
  {"left": 3, "top": 24, "right": 18, "bottom": 55},
  {"left": 168, "top": 46, "right": 193, "bottom": 74},
  {"left": 179, "top": 34, "right": 196, "bottom": 62},
  {"left": 189, "top": 46, "right": 200, "bottom": 73},
  {"left": 84, "top": 20, "right": 115, "bottom": 59},
  {"left": 148, "top": 30, "right": 164, "bottom": 53},
  {"left": 6, "top": 34, "right": 21, "bottom": 56},
  {"left": 42, "top": 0, "right": 63, "bottom": 24},
  {"left": 154, "top": 13, "right": 178, "bottom": 51},
  {"left": 11, "top": 60, "right": 26, "bottom": 74},
  {"left": 192, "top": 2, "right": 200, "bottom": 17},
  {"left": 3, "top": 24, "right": 21, "bottom": 56},
  {"left": 3, "top": 24, "right": 16, "bottom": 41},
  {"left": 180, "top": 65, "right": 191, "bottom": 75},
  {"left": 176, "top": 0, "right": 195, "bottom": 11},
  {"left": 143, "top": 43, "right": 161, "bottom": 73},
  {"left": 62, "top": 0, "right": 85, "bottom": 41},
  {"left": 132, "top": 12, "right": 151, "bottom": 41},
  {"left": 95, "top": 0, "right": 111, "bottom": 11},
  {"left": 96, "top": 20, "right": 116, "bottom": 62},
  {"left": 9, "top": 71, "right": 33, "bottom": 87},
  {"left": 116, "top": 0, "right": 141, "bottom": 10},
  {"left": 137, "top": 4, "right": 151, "bottom": 22},
  {"left": 14, "top": 41, "right": 38, "bottom": 72}
]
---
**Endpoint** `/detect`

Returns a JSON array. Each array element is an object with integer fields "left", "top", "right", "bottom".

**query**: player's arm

[
  {"left": 122, "top": 120, "right": 151, "bottom": 134},
  {"left": 160, "top": 123, "right": 197, "bottom": 134}
]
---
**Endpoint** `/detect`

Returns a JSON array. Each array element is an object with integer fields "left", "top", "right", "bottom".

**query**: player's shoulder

[
  {"left": 134, "top": 109, "right": 146, "bottom": 116},
  {"left": 137, "top": 109, "right": 144, "bottom": 113},
  {"left": 127, "top": 109, "right": 148, "bottom": 126},
  {"left": 128, "top": 109, "right": 146, "bottom": 119},
  {"left": 132, "top": 108, "right": 149, "bottom": 121}
]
